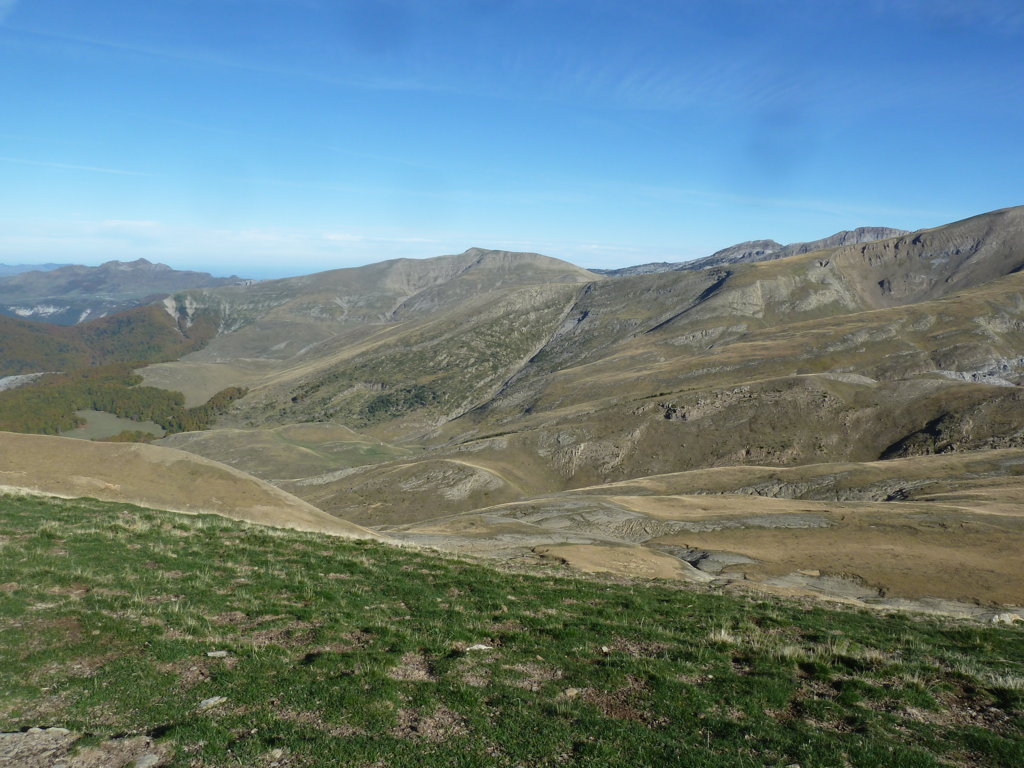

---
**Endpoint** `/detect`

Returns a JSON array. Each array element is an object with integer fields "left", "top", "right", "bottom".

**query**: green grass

[
  {"left": 1, "top": 494, "right": 1021, "bottom": 767},
  {"left": 59, "top": 409, "right": 165, "bottom": 440}
]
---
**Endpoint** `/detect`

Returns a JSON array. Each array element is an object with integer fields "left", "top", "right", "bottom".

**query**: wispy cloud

[
  {"left": 0, "top": 1, "right": 17, "bottom": 24},
  {"left": 0, "top": 156, "right": 147, "bottom": 176},
  {"left": 9, "top": 25, "right": 446, "bottom": 93},
  {"left": 877, "top": 0, "right": 1024, "bottom": 30},
  {"left": 323, "top": 232, "right": 437, "bottom": 244},
  {"left": 623, "top": 182, "right": 950, "bottom": 223},
  {"left": 872, "top": 0, "right": 1024, "bottom": 32}
]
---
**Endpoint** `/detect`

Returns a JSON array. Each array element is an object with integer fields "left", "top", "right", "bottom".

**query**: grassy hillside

[
  {"left": 0, "top": 431, "right": 376, "bottom": 538},
  {"left": 1, "top": 494, "right": 1021, "bottom": 767}
]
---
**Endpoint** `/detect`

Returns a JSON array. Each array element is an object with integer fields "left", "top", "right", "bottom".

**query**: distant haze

[{"left": 0, "top": 225, "right": 906, "bottom": 282}]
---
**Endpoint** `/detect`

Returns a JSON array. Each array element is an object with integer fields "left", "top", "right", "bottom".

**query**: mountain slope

[
  {"left": 0, "top": 258, "right": 244, "bottom": 325},
  {"left": 141, "top": 248, "right": 597, "bottom": 414},
  {"left": 115, "top": 206, "right": 1024, "bottom": 605},
  {"left": 150, "top": 206, "right": 1024, "bottom": 467}
]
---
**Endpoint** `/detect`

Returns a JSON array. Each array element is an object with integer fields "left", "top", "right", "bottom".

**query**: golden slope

[{"left": 0, "top": 431, "right": 381, "bottom": 540}]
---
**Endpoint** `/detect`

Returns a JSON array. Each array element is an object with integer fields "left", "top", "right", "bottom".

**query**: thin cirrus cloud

[
  {"left": 0, "top": 156, "right": 147, "bottom": 177},
  {"left": 9, "top": 24, "right": 446, "bottom": 93},
  {"left": 877, "top": 0, "right": 1024, "bottom": 29},
  {"left": 8, "top": 14, "right": 806, "bottom": 116}
]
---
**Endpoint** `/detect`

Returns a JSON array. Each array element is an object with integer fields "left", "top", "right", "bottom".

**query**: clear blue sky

[{"left": 1, "top": 0, "right": 1022, "bottom": 277}]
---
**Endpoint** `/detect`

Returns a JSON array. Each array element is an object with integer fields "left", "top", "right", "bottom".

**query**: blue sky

[{"left": 1, "top": 0, "right": 1022, "bottom": 277}]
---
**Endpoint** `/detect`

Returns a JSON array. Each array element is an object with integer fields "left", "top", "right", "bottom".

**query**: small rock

[
  {"left": 206, "top": 650, "right": 229, "bottom": 658},
  {"left": 135, "top": 754, "right": 162, "bottom": 768},
  {"left": 563, "top": 687, "right": 581, "bottom": 698},
  {"left": 268, "top": 748, "right": 285, "bottom": 759},
  {"left": 466, "top": 644, "right": 492, "bottom": 652},
  {"left": 600, "top": 645, "right": 611, "bottom": 654},
  {"left": 988, "top": 612, "right": 1021, "bottom": 625},
  {"left": 198, "top": 696, "right": 227, "bottom": 710}
]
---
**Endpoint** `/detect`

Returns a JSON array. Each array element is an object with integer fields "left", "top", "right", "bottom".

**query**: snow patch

[{"left": 9, "top": 304, "right": 66, "bottom": 317}]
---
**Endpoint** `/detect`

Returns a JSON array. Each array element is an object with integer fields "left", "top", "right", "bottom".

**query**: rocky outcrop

[{"left": 592, "top": 227, "right": 909, "bottom": 276}]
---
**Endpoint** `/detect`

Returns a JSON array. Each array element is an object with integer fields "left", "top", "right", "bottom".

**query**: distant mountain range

[
  {"left": 0, "top": 263, "right": 69, "bottom": 277},
  {"left": 0, "top": 258, "right": 247, "bottom": 325},
  {"left": 589, "top": 226, "right": 909, "bottom": 276},
  {"left": 120, "top": 206, "right": 1024, "bottom": 510},
  {"left": 5, "top": 206, "right": 1024, "bottom": 608},
  {"left": 0, "top": 230, "right": 911, "bottom": 326}
]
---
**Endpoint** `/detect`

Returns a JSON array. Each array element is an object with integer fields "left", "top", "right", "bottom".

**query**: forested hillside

[
  {"left": 0, "top": 303, "right": 219, "bottom": 376},
  {"left": 0, "top": 363, "right": 246, "bottom": 436}
]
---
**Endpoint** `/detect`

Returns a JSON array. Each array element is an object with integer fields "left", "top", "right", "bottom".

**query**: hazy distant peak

[
  {"left": 782, "top": 227, "right": 910, "bottom": 256},
  {"left": 100, "top": 258, "right": 173, "bottom": 271},
  {"left": 586, "top": 262, "right": 679, "bottom": 277},
  {"left": 592, "top": 226, "right": 911, "bottom": 277},
  {"left": 701, "top": 239, "right": 783, "bottom": 264},
  {"left": 450, "top": 247, "right": 596, "bottom": 278},
  {"left": 461, "top": 246, "right": 549, "bottom": 261},
  {"left": 0, "top": 263, "right": 68, "bottom": 276},
  {"left": 0, "top": 260, "right": 246, "bottom": 326}
]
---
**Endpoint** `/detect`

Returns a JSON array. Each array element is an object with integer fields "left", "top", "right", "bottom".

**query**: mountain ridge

[{"left": 590, "top": 226, "right": 910, "bottom": 276}]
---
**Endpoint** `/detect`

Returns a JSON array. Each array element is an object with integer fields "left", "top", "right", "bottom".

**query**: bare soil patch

[
  {"left": 387, "top": 651, "right": 436, "bottom": 682},
  {"left": 393, "top": 706, "right": 468, "bottom": 742}
]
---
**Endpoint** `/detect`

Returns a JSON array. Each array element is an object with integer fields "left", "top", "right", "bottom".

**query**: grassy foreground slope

[{"left": 1, "top": 494, "right": 1022, "bottom": 768}]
